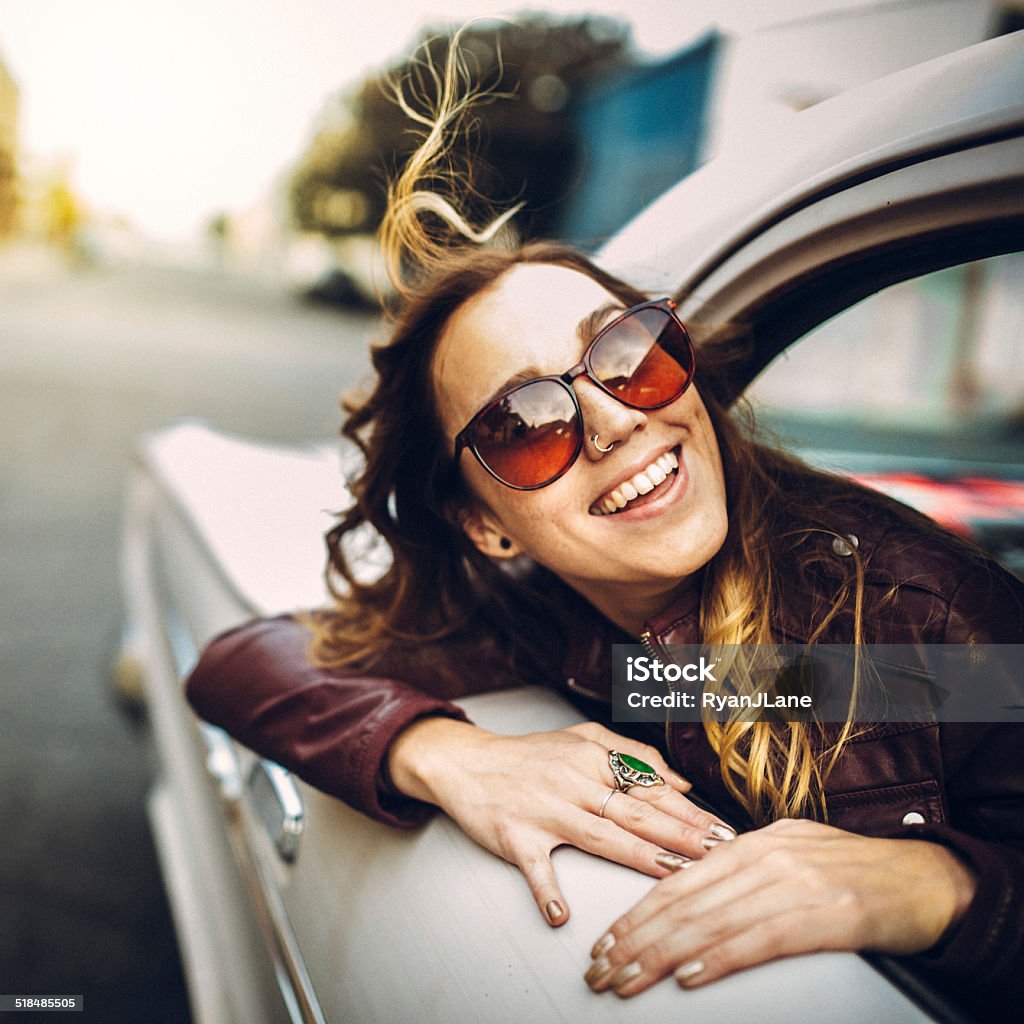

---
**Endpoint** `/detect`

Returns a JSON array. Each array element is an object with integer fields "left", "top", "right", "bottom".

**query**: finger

[
  {"left": 622, "top": 748, "right": 692, "bottom": 793},
  {"left": 607, "top": 823, "right": 814, "bottom": 939},
  {"left": 598, "top": 789, "right": 725, "bottom": 860},
  {"left": 514, "top": 847, "right": 570, "bottom": 927},
  {"left": 591, "top": 832, "right": 766, "bottom": 964},
  {"left": 591, "top": 872, "right": 822, "bottom": 996},
  {"left": 627, "top": 783, "right": 735, "bottom": 843},
  {"left": 593, "top": 832, "right": 868, "bottom": 997},
  {"left": 564, "top": 805, "right": 697, "bottom": 878},
  {"left": 658, "top": 766, "right": 692, "bottom": 793},
  {"left": 673, "top": 902, "right": 844, "bottom": 988}
]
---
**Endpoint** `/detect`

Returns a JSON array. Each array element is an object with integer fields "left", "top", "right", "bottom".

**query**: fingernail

[
  {"left": 709, "top": 823, "right": 736, "bottom": 841},
  {"left": 669, "top": 770, "right": 692, "bottom": 789},
  {"left": 609, "top": 961, "right": 642, "bottom": 991},
  {"left": 585, "top": 955, "right": 613, "bottom": 988},
  {"left": 655, "top": 852, "right": 689, "bottom": 871},
  {"left": 591, "top": 932, "right": 616, "bottom": 959},
  {"left": 701, "top": 836, "right": 720, "bottom": 851},
  {"left": 545, "top": 899, "right": 564, "bottom": 923},
  {"left": 674, "top": 960, "right": 705, "bottom": 985}
]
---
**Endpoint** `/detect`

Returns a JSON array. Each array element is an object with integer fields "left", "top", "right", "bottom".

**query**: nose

[{"left": 573, "top": 378, "right": 647, "bottom": 462}]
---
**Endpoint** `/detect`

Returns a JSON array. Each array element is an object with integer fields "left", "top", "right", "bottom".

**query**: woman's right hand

[{"left": 386, "top": 717, "right": 735, "bottom": 926}]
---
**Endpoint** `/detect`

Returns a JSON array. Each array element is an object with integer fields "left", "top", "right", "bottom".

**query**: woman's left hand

[{"left": 585, "top": 818, "right": 976, "bottom": 997}]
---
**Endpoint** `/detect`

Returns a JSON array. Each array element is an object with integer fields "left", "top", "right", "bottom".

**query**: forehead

[{"left": 432, "top": 264, "right": 620, "bottom": 430}]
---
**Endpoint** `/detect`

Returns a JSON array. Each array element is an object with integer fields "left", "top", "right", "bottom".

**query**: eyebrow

[
  {"left": 577, "top": 302, "right": 625, "bottom": 345},
  {"left": 474, "top": 301, "right": 627, "bottom": 411}
]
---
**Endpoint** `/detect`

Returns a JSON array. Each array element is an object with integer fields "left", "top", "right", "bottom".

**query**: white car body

[{"left": 122, "top": 34, "right": 1024, "bottom": 1024}]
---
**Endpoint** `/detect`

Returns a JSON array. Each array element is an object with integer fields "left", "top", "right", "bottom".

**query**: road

[{"left": 0, "top": 251, "right": 376, "bottom": 1023}]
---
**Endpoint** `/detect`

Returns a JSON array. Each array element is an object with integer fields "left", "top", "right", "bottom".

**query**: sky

[{"left": 0, "top": 0, "right": 742, "bottom": 241}]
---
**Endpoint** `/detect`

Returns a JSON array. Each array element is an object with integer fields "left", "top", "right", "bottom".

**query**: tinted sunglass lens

[
  {"left": 473, "top": 379, "right": 580, "bottom": 488},
  {"left": 590, "top": 307, "right": 693, "bottom": 408}
]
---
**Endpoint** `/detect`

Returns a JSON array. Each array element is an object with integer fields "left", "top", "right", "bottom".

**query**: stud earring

[{"left": 500, "top": 537, "right": 512, "bottom": 551}]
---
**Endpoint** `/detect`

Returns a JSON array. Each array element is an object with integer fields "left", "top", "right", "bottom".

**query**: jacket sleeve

[
  {"left": 903, "top": 737, "right": 1024, "bottom": 1021},
  {"left": 185, "top": 616, "right": 471, "bottom": 828},
  {"left": 895, "top": 561, "right": 1024, "bottom": 1018}
]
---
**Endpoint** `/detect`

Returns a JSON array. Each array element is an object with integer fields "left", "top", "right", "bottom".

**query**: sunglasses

[{"left": 453, "top": 298, "right": 695, "bottom": 490}]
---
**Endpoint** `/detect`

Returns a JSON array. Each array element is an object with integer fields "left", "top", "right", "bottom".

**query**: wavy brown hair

[{"left": 314, "top": 242, "right": 652, "bottom": 688}]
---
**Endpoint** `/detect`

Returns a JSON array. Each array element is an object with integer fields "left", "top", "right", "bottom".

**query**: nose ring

[{"left": 591, "top": 434, "right": 615, "bottom": 453}]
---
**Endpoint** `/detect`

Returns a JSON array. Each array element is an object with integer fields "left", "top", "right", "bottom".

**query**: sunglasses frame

[{"left": 453, "top": 298, "right": 695, "bottom": 491}]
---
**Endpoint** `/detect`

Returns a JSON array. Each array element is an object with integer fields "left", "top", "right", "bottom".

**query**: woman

[{"left": 186, "top": 40, "right": 1024, "bottom": 1018}]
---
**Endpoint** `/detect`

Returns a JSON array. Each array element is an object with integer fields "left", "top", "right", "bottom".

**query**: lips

[{"left": 589, "top": 448, "right": 680, "bottom": 516}]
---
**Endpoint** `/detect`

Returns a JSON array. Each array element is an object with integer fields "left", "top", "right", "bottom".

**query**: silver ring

[
  {"left": 591, "top": 433, "right": 615, "bottom": 453},
  {"left": 608, "top": 750, "right": 665, "bottom": 793},
  {"left": 598, "top": 789, "right": 617, "bottom": 818}
]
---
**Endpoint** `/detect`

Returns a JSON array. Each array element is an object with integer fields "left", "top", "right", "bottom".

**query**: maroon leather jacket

[{"left": 187, "top": 488, "right": 1024, "bottom": 1017}]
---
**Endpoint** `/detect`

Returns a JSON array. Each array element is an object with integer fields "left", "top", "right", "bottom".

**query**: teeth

[{"left": 591, "top": 449, "right": 679, "bottom": 516}]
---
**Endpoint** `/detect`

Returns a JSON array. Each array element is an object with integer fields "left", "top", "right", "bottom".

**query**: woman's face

[{"left": 433, "top": 263, "right": 728, "bottom": 618}]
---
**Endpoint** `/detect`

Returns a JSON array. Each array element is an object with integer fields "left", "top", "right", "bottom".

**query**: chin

[{"left": 673, "top": 507, "right": 729, "bottom": 574}]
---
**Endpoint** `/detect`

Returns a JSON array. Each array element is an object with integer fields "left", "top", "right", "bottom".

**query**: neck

[{"left": 572, "top": 573, "right": 701, "bottom": 638}]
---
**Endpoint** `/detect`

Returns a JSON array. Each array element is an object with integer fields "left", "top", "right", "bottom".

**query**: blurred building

[
  {"left": 0, "top": 49, "right": 19, "bottom": 237},
  {"left": 559, "top": 33, "right": 719, "bottom": 247}
]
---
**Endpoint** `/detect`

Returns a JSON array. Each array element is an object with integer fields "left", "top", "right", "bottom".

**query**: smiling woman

[
  {"left": 184, "top": 33, "right": 1024, "bottom": 1022},
  {"left": 437, "top": 266, "right": 727, "bottom": 630}
]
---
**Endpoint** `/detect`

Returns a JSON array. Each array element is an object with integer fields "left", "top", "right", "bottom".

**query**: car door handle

[
  {"left": 199, "top": 723, "right": 243, "bottom": 802},
  {"left": 248, "top": 760, "right": 305, "bottom": 863}
]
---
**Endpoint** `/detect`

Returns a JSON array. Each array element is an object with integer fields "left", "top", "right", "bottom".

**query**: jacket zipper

[
  {"left": 639, "top": 628, "right": 659, "bottom": 661},
  {"left": 564, "top": 676, "right": 610, "bottom": 702},
  {"left": 640, "top": 628, "right": 677, "bottom": 754}
]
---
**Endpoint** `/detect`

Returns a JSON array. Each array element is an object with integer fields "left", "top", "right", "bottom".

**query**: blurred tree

[
  {"left": 206, "top": 211, "right": 231, "bottom": 265},
  {"left": 289, "top": 15, "right": 633, "bottom": 242},
  {"left": 0, "top": 148, "right": 16, "bottom": 236},
  {"left": 0, "top": 53, "right": 17, "bottom": 238},
  {"left": 43, "top": 172, "right": 82, "bottom": 251}
]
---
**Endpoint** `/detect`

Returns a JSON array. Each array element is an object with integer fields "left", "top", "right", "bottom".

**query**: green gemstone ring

[{"left": 608, "top": 751, "right": 665, "bottom": 792}]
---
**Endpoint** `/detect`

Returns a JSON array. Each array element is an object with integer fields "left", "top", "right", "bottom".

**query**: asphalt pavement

[{"left": 0, "top": 248, "right": 375, "bottom": 1023}]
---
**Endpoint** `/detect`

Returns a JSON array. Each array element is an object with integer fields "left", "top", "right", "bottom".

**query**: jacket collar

[
  {"left": 559, "top": 520, "right": 861, "bottom": 695},
  {"left": 642, "top": 584, "right": 702, "bottom": 646},
  {"left": 562, "top": 581, "right": 703, "bottom": 700}
]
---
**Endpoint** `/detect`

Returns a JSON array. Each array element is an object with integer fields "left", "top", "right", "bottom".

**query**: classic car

[{"left": 120, "top": 32, "right": 1024, "bottom": 1024}]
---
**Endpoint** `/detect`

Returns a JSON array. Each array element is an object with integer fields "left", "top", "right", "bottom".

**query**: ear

[{"left": 459, "top": 504, "right": 522, "bottom": 559}]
